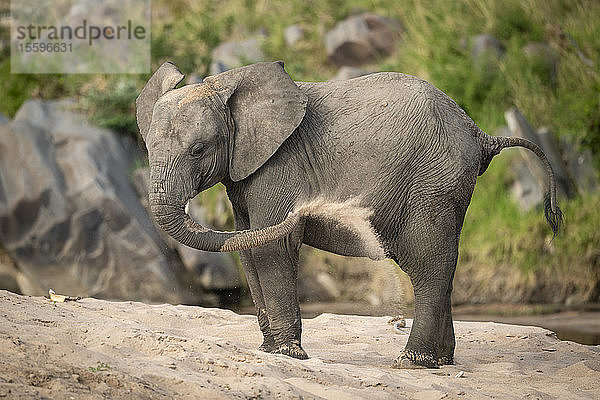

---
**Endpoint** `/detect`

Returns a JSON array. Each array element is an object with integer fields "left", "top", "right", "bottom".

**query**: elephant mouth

[
  {"left": 184, "top": 187, "right": 201, "bottom": 216},
  {"left": 190, "top": 187, "right": 201, "bottom": 200},
  {"left": 186, "top": 177, "right": 219, "bottom": 210},
  {"left": 184, "top": 176, "right": 214, "bottom": 216}
]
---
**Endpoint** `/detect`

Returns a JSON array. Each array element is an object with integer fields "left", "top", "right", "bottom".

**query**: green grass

[
  {"left": 3, "top": 0, "right": 598, "bottom": 150},
  {"left": 459, "top": 154, "right": 600, "bottom": 303},
  {"left": 2, "top": 0, "right": 599, "bottom": 303},
  {"left": 79, "top": 77, "right": 141, "bottom": 137}
]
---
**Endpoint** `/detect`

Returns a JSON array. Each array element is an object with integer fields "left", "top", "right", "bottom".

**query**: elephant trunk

[{"left": 149, "top": 185, "right": 300, "bottom": 253}]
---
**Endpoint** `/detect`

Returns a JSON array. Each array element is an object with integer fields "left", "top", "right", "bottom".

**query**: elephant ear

[
  {"left": 206, "top": 61, "right": 308, "bottom": 182},
  {"left": 136, "top": 62, "right": 185, "bottom": 142}
]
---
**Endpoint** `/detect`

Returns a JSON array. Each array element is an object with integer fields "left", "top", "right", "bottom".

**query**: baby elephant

[{"left": 136, "top": 61, "right": 561, "bottom": 368}]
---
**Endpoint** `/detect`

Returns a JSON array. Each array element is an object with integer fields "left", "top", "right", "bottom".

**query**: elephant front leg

[
  {"left": 233, "top": 210, "right": 277, "bottom": 353},
  {"left": 238, "top": 249, "right": 277, "bottom": 353},
  {"left": 252, "top": 239, "right": 307, "bottom": 360},
  {"left": 256, "top": 307, "right": 277, "bottom": 353}
]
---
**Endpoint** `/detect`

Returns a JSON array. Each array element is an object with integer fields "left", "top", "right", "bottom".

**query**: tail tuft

[
  {"left": 544, "top": 194, "right": 563, "bottom": 238},
  {"left": 487, "top": 134, "right": 564, "bottom": 238}
]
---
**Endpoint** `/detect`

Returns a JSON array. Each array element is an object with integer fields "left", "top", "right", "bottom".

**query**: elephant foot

[
  {"left": 392, "top": 350, "right": 438, "bottom": 369},
  {"left": 438, "top": 355, "right": 454, "bottom": 366},
  {"left": 273, "top": 340, "right": 308, "bottom": 360},
  {"left": 258, "top": 339, "right": 277, "bottom": 353}
]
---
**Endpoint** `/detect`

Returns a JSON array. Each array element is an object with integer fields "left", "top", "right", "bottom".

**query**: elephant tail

[{"left": 479, "top": 134, "right": 563, "bottom": 237}]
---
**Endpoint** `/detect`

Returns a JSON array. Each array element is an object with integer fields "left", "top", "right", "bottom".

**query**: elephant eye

[{"left": 190, "top": 142, "right": 204, "bottom": 157}]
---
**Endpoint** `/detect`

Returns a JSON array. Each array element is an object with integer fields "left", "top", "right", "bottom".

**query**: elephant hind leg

[
  {"left": 438, "top": 271, "right": 456, "bottom": 366},
  {"left": 391, "top": 208, "right": 461, "bottom": 369}
]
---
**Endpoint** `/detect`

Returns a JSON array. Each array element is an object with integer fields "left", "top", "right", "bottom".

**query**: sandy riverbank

[{"left": 0, "top": 290, "right": 598, "bottom": 399}]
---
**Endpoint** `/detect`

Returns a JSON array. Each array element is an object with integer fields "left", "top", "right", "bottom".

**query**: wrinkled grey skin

[{"left": 136, "top": 61, "right": 561, "bottom": 368}]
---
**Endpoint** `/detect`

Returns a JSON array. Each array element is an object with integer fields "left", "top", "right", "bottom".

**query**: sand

[{"left": 0, "top": 290, "right": 598, "bottom": 399}]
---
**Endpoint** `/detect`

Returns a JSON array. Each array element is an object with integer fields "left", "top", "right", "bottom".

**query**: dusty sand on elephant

[{"left": 0, "top": 290, "right": 598, "bottom": 399}]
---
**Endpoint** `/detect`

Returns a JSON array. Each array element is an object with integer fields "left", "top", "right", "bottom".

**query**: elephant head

[{"left": 136, "top": 61, "right": 308, "bottom": 252}]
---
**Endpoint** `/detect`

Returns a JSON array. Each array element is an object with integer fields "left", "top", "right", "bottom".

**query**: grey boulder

[
  {"left": 284, "top": 25, "right": 305, "bottom": 47},
  {"left": 466, "top": 34, "right": 505, "bottom": 74},
  {"left": 470, "top": 34, "right": 504, "bottom": 60},
  {"left": 0, "top": 100, "right": 198, "bottom": 303},
  {"left": 324, "top": 13, "right": 403, "bottom": 66}
]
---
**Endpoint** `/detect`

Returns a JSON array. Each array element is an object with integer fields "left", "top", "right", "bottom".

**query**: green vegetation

[
  {"left": 88, "top": 361, "right": 111, "bottom": 373},
  {"left": 1, "top": 0, "right": 598, "bottom": 303},
  {"left": 458, "top": 155, "right": 600, "bottom": 304}
]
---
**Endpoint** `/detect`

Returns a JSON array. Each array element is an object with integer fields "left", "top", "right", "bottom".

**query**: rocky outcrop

[
  {"left": 0, "top": 100, "right": 208, "bottom": 303},
  {"left": 324, "top": 13, "right": 402, "bottom": 66},
  {"left": 0, "top": 247, "right": 20, "bottom": 294}
]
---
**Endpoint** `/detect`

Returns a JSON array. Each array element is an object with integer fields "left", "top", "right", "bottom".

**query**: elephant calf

[{"left": 136, "top": 61, "right": 561, "bottom": 368}]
